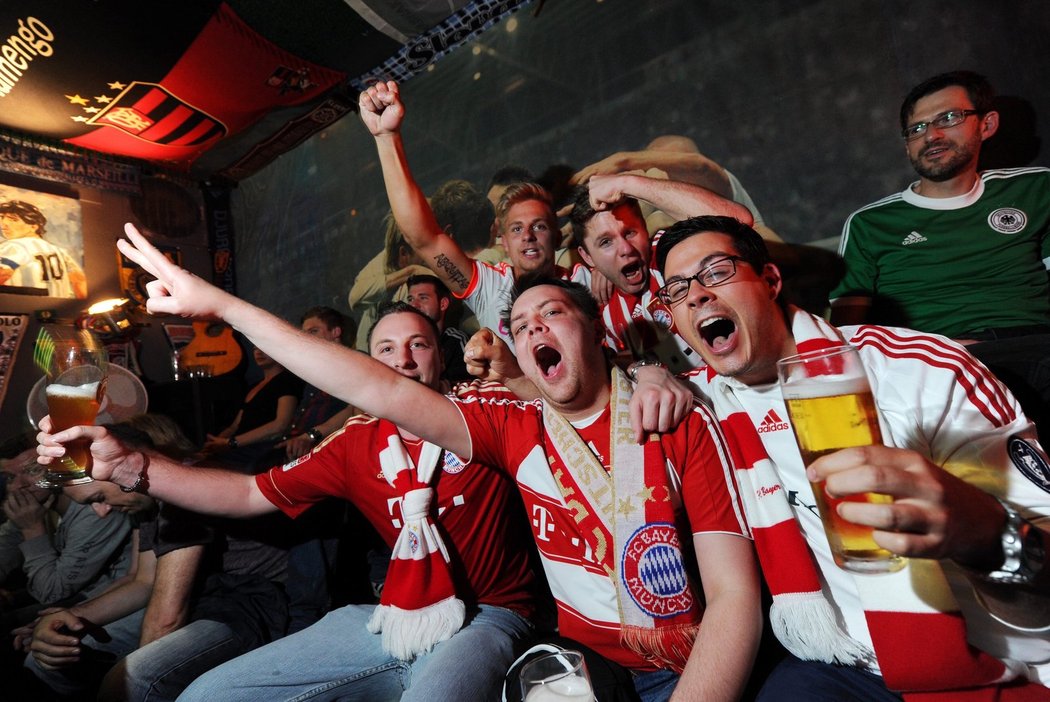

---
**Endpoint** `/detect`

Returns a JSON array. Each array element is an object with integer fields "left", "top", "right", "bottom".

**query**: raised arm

[
  {"left": 572, "top": 149, "right": 733, "bottom": 198},
  {"left": 115, "top": 223, "right": 470, "bottom": 458},
  {"left": 587, "top": 173, "right": 754, "bottom": 225},
  {"left": 360, "top": 81, "right": 476, "bottom": 295}
]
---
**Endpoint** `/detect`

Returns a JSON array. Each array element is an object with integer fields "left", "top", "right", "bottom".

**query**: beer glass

[
  {"left": 777, "top": 345, "right": 905, "bottom": 574},
  {"left": 43, "top": 331, "right": 107, "bottom": 486},
  {"left": 520, "top": 650, "right": 594, "bottom": 702}
]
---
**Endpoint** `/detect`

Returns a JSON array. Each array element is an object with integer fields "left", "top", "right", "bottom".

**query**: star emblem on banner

[
  {"left": 616, "top": 497, "right": 637, "bottom": 518},
  {"left": 95, "top": 95, "right": 112, "bottom": 104},
  {"left": 636, "top": 486, "right": 655, "bottom": 503},
  {"left": 108, "top": 81, "right": 126, "bottom": 90},
  {"left": 83, "top": 107, "right": 99, "bottom": 114},
  {"left": 66, "top": 94, "right": 88, "bottom": 106}
]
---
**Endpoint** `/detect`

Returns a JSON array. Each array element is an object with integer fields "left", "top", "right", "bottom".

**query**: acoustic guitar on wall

[{"left": 178, "top": 321, "right": 243, "bottom": 377}]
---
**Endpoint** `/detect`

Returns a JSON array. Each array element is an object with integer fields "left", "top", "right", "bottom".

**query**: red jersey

[
  {"left": 452, "top": 386, "right": 747, "bottom": 670},
  {"left": 256, "top": 404, "right": 537, "bottom": 619}
]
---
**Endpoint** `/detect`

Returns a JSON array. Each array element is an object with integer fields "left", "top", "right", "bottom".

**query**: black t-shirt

[{"left": 237, "top": 370, "right": 304, "bottom": 435}]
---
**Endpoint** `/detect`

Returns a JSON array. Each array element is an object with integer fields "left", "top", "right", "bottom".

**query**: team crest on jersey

[
  {"left": 988, "top": 208, "right": 1027, "bottom": 234},
  {"left": 620, "top": 523, "right": 694, "bottom": 618},
  {"left": 650, "top": 308, "right": 673, "bottom": 330},
  {"left": 443, "top": 451, "right": 466, "bottom": 474},
  {"left": 281, "top": 453, "right": 312, "bottom": 471},
  {"left": 1009, "top": 436, "right": 1050, "bottom": 493},
  {"left": 408, "top": 528, "right": 420, "bottom": 554}
]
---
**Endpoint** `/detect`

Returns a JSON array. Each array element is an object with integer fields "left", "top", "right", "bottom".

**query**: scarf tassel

[
  {"left": 770, "top": 591, "right": 872, "bottom": 666},
  {"left": 367, "top": 595, "right": 467, "bottom": 661},
  {"left": 620, "top": 622, "right": 700, "bottom": 674}
]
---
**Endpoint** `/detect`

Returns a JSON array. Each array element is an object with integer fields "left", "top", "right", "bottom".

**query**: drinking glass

[
  {"left": 520, "top": 649, "right": 594, "bottom": 702},
  {"left": 42, "top": 330, "right": 107, "bottom": 486},
  {"left": 777, "top": 344, "right": 905, "bottom": 574}
]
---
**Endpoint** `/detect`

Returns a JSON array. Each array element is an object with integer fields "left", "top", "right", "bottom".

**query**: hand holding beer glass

[
  {"left": 777, "top": 345, "right": 905, "bottom": 574},
  {"left": 520, "top": 650, "right": 594, "bottom": 702},
  {"left": 42, "top": 331, "right": 107, "bottom": 487}
]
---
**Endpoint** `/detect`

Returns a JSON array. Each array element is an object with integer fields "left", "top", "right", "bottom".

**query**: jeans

[
  {"left": 24, "top": 606, "right": 145, "bottom": 696},
  {"left": 632, "top": 668, "right": 680, "bottom": 702},
  {"left": 99, "top": 619, "right": 247, "bottom": 701},
  {"left": 177, "top": 603, "right": 533, "bottom": 702},
  {"left": 756, "top": 655, "right": 903, "bottom": 702}
]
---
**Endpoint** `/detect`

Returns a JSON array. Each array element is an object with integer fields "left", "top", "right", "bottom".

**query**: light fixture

[{"left": 80, "top": 297, "right": 133, "bottom": 339}]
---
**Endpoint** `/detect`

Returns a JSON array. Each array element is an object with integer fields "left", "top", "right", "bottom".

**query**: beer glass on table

[
  {"left": 777, "top": 344, "right": 905, "bottom": 574},
  {"left": 520, "top": 650, "right": 594, "bottom": 702},
  {"left": 42, "top": 331, "right": 107, "bottom": 487}
]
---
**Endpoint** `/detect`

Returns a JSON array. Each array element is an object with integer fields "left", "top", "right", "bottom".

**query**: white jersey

[
  {"left": 0, "top": 237, "right": 82, "bottom": 298},
  {"left": 686, "top": 316, "right": 1050, "bottom": 680},
  {"left": 458, "top": 259, "right": 590, "bottom": 350}
]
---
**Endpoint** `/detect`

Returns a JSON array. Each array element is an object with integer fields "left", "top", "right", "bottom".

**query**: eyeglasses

[
  {"left": 655, "top": 256, "right": 744, "bottom": 305},
  {"left": 901, "top": 109, "right": 979, "bottom": 141}
]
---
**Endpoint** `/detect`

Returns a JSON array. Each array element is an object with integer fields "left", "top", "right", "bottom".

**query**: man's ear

[
  {"left": 979, "top": 110, "right": 1000, "bottom": 142},
  {"left": 439, "top": 297, "right": 450, "bottom": 314},
  {"left": 577, "top": 244, "right": 594, "bottom": 269},
  {"left": 763, "top": 262, "right": 784, "bottom": 300}
]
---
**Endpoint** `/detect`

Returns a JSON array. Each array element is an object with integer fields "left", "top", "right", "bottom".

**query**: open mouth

[
  {"left": 621, "top": 261, "right": 645, "bottom": 286},
  {"left": 699, "top": 317, "right": 736, "bottom": 351},
  {"left": 534, "top": 344, "right": 562, "bottom": 378}
]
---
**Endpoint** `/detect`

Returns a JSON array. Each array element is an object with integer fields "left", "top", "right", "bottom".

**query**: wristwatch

[
  {"left": 626, "top": 359, "right": 664, "bottom": 382},
  {"left": 978, "top": 498, "right": 1045, "bottom": 585},
  {"left": 227, "top": 436, "right": 239, "bottom": 449},
  {"left": 306, "top": 428, "right": 323, "bottom": 444}
]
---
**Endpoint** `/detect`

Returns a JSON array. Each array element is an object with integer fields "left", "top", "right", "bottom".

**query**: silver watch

[
  {"left": 625, "top": 359, "right": 664, "bottom": 382},
  {"left": 978, "top": 498, "right": 1045, "bottom": 585}
]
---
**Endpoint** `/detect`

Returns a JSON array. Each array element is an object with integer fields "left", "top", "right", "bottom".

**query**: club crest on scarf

[{"left": 621, "top": 523, "right": 694, "bottom": 618}]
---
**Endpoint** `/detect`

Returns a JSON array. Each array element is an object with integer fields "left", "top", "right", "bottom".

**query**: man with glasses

[
  {"left": 830, "top": 70, "right": 1050, "bottom": 434},
  {"left": 656, "top": 214, "right": 1050, "bottom": 700}
]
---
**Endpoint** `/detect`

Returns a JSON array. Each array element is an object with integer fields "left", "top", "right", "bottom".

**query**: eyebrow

[{"left": 667, "top": 252, "right": 736, "bottom": 280}]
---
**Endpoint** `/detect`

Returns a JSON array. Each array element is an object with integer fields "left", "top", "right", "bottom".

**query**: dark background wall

[{"left": 232, "top": 0, "right": 1050, "bottom": 322}]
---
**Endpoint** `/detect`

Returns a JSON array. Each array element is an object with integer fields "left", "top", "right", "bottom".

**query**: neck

[{"left": 914, "top": 168, "right": 979, "bottom": 199}]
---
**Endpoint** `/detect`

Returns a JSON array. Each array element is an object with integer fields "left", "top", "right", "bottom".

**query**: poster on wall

[
  {"left": 0, "top": 314, "right": 29, "bottom": 411},
  {"left": 0, "top": 181, "right": 85, "bottom": 299}
]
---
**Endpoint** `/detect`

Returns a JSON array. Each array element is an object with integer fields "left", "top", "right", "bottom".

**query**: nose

[
  {"left": 684, "top": 277, "right": 715, "bottom": 307},
  {"left": 616, "top": 236, "right": 634, "bottom": 257},
  {"left": 394, "top": 346, "right": 417, "bottom": 369}
]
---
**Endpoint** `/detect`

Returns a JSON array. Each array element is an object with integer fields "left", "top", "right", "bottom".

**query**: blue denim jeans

[
  {"left": 756, "top": 656, "right": 903, "bottom": 702},
  {"left": 100, "top": 618, "right": 247, "bottom": 701},
  {"left": 177, "top": 603, "right": 533, "bottom": 702},
  {"left": 633, "top": 668, "right": 680, "bottom": 702},
  {"left": 24, "top": 606, "right": 145, "bottom": 696}
]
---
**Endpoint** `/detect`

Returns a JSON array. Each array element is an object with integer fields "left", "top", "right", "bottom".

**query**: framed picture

[
  {"left": 0, "top": 313, "right": 29, "bottom": 410},
  {"left": 0, "top": 178, "right": 85, "bottom": 299}
]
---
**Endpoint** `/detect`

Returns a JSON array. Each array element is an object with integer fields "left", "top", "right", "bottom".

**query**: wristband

[
  {"left": 227, "top": 436, "right": 239, "bottom": 449},
  {"left": 626, "top": 359, "right": 664, "bottom": 382},
  {"left": 306, "top": 429, "right": 323, "bottom": 444},
  {"left": 118, "top": 454, "right": 149, "bottom": 494}
]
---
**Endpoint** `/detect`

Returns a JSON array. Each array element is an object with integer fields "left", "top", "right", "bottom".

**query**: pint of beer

[
  {"left": 42, "top": 334, "right": 107, "bottom": 485},
  {"left": 778, "top": 345, "right": 905, "bottom": 574}
]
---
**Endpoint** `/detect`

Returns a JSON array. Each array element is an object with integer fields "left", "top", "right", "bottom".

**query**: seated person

[{"left": 0, "top": 445, "right": 132, "bottom": 626}]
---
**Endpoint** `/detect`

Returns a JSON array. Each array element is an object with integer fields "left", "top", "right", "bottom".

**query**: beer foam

[
  {"left": 781, "top": 375, "right": 870, "bottom": 400},
  {"left": 46, "top": 381, "right": 101, "bottom": 399}
]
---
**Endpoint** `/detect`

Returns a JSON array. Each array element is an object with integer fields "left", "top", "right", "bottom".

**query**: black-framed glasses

[
  {"left": 655, "top": 256, "right": 744, "bottom": 305},
  {"left": 901, "top": 109, "right": 979, "bottom": 141}
]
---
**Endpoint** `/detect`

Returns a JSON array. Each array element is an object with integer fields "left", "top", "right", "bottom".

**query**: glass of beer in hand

[
  {"left": 43, "top": 331, "right": 107, "bottom": 486},
  {"left": 777, "top": 345, "right": 904, "bottom": 574}
]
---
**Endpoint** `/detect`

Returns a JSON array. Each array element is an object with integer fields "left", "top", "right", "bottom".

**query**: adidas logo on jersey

[
  {"left": 757, "top": 409, "right": 789, "bottom": 434},
  {"left": 901, "top": 231, "right": 927, "bottom": 246}
]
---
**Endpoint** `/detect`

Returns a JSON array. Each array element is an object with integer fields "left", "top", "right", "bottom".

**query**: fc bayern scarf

[
  {"left": 543, "top": 367, "right": 702, "bottom": 672},
  {"left": 366, "top": 424, "right": 466, "bottom": 660},
  {"left": 712, "top": 308, "right": 1047, "bottom": 700}
]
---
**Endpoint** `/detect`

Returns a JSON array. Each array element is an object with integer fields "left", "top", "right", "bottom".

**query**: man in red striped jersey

[{"left": 656, "top": 214, "right": 1050, "bottom": 701}]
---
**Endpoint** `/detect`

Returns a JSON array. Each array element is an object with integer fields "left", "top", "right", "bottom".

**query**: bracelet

[
  {"left": 227, "top": 436, "right": 239, "bottom": 449},
  {"left": 626, "top": 359, "right": 664, "bottom": 382},
  {"left": 306, "top": 429, "right": 323, "bottom": 444},
  {"left": 119, "top": 454, "right": 149, "bottom": 494}
]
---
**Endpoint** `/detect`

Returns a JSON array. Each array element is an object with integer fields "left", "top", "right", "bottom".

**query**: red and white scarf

[
  {"left": 543, "top": 367, "right": 702, "bottom": 672},
  {"left": 366, "top": 423, "right": 466, "bottom": 660},
  {"left": 712, "top": 308, "right": 1047, "bottom": 700}
]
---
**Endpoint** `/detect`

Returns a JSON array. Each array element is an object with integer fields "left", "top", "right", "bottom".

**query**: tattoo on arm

[{"left": 434, "top": 254, "right": 470, "bottom": 292}]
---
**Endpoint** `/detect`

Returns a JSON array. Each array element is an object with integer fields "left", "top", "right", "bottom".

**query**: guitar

[{"left": 178, "top": 321, "right": 243, "bottom": 377}]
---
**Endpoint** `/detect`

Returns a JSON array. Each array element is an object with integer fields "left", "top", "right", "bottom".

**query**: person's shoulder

[
  {"left": 846, "top": 189, "right": 910, "bottom": 224},
  {"left": 980, "top": 166, "right": 1050, "bottom": 191}
]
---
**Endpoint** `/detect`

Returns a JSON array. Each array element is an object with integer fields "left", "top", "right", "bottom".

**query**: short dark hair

[
  {"left": 406, "top": 273, "right": 450, "bottom": 300},
  {"left": 655, "top": 215, "right": 770, "bottom": 276},
  {"left": 568, "top": 184, "right": 645, "bottom": 250},
  {"left": 300, "top": 306, "right": 344, "bottom": 330},
  {"left": 500, "top": 272, "right": 600, "bottom": 331},
  {"left": 900, "top": 70, "right": 995, "bottom": 130},
  {"left": 0, "top": 200, "right": 46, "bottom": 235},
  {"left": 431, "top": 179, "right": 494, "bottom": 253},
  {"left": 366, "top": 301, "right": 441, "bottom": 350},
  {"left": 487, "top": 165, "right": 535, "bottom": 190}
]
